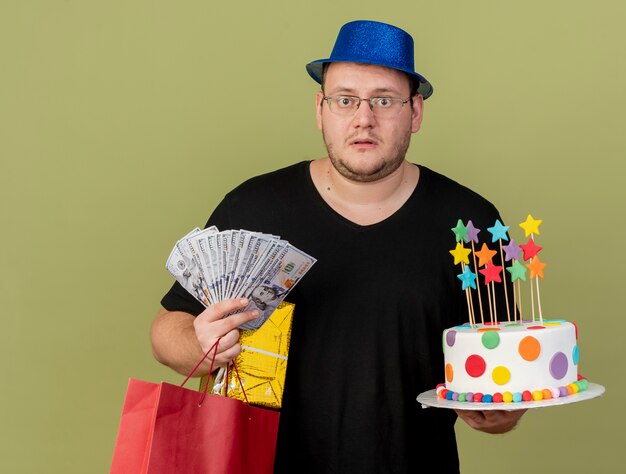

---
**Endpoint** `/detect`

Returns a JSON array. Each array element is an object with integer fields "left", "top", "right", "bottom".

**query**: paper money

[{"left": 166, "top": 227, "right": 316, "bottom": 330}]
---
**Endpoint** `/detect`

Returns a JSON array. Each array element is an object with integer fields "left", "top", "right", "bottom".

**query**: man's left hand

[{"left": 454, "top": 408, "right": 527, "bottom": 434}]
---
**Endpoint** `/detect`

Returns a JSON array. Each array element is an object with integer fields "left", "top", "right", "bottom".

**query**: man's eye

[
  {"left": 375, "top": 98, "right": 393, "bottom": 107},
  {"left": 337, "top": 97, "right": 354, "bottom": 107}
]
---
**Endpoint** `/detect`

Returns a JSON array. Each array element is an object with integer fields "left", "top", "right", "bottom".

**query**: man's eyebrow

[
  {"left": 326, "top": 86, "right": 402, "bottom": 96},
  {"left": 370, "top": 87, "right": 402, "bottom": 95},
  {"left": 326, "top": 86, "right": 357, "bottom": 95}
]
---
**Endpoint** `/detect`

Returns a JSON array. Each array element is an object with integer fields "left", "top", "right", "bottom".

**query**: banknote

[
  {"left": 165, "top": 227, "right": 210, "bottom": 306},
  {"left": 166, "top": 227, "right": 316, "bottom": 330},
  {"left": 239, "top": 243, "right": 316, "bottom": 330}
]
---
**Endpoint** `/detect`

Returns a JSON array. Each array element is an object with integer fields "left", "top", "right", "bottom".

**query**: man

[{"left": 151, "top": 20, "right": 525, "bottom": 473}]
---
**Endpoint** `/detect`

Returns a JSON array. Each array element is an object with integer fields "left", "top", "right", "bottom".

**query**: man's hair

[{"left": 320, "top": 63, "right": 420, "bottom": 97}]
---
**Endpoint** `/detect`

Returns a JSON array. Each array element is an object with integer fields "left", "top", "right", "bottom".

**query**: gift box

[{"left": 202, "top": 301, "right": 294, "bottom": 409}]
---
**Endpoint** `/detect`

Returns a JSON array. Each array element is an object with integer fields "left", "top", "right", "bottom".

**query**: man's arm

[
  {"left": 150, "top": 298, "right": 260, "bottom": 376},
  {"left": 454, "top": 408, "right": 527, "bottom": 434}
]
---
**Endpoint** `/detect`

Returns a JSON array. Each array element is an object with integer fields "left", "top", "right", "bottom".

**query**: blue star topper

[
  {"left": 487, "top": 219, "right": 510, "bottom": 242},
  {"left": 457, "top": 266, "right": 477, "bottom": 290}
]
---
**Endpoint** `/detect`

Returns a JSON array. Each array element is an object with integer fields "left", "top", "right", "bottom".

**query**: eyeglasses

[{"left": 322, "top": 95, "right": 411, "bottom": 118}]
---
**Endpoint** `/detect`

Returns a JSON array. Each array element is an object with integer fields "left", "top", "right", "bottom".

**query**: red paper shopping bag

[
  {"left": 110, "top": 378, "right": 161, "bottom": 473},
  {"left": 110, "top": 340, "right": 280, "bottom": 473}
]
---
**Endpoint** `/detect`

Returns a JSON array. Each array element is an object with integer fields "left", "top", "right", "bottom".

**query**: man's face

[{"left": 316, "top": 62, "right": 424, "bottom": 183}]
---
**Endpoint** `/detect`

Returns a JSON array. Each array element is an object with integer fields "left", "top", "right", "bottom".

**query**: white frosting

[{"left": 443, "top": 320, "right": 578, "bottom": 394}]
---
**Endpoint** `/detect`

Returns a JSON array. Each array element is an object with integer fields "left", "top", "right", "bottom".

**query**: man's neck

[{"left": 309, "top": 158, "right": 420, "bottom": 226}]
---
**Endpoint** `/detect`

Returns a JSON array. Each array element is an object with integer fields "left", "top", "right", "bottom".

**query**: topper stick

[
  {"left": 470, "top": 242, "right": 484, "bottom": 324},
  {"left": 529, "top": 230, "right": 544, "bottom": 325},
  {"left": 490, "top": 281, "right": 498, "bottom": 324},
  {"left": 498, "top": 243, "right": 511, "bottom": 322},
  {"left": 515, "top": 278, "right": 521, "bottom": 322},
  {"left": 535, "top": 275, "right": 543, "bottom": 325},
  {"left": 486, "top": 278, "right": 494, "bottom": 325},
  {"left": 461, "top": 262, "right": 474, "bottom": 325},
  {"left": 468, "top": 287, "right": 476, "bottom": 327},
  {"left": 465, "top": 287, "right": 474, "bottom": 326},
  {"left": 529, "top": 258, "right": 536, "bottom": 322}
]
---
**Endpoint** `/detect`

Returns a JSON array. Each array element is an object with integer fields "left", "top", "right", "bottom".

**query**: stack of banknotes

[{"left": 166, "top": 226, "right": 316, "bottom": 330}]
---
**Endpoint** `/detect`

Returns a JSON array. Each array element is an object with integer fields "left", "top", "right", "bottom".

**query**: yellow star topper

[
  {"left": 449, "top": 242, "right": 471, "bottom": 265},
  {"left": 519, "top": 214, "right": 543, "bottom": 237}
]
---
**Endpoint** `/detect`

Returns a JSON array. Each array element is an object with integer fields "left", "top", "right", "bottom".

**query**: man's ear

[
  {"left": 315, "top": 91, "right": 325, "bottom": 130},
  {"left": 411, "top": 94, "right": 424, "bottom": 133}
]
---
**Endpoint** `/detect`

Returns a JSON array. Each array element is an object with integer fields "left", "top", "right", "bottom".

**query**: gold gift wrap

[{"left": 202, "top": 301, "right": 294, "bottom": 409}]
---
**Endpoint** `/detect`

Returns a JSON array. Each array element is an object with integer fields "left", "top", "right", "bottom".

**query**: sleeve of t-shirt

[{"left": 159, "top": 194, "right": 234, "bottom": 316}]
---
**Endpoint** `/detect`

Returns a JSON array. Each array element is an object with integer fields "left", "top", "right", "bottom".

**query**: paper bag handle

[{"left": 179, "top": 337, "right": 249, "bottom": 406}]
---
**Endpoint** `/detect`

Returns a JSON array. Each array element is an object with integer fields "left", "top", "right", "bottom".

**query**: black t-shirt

[{"left": 161, "top": 161, "right": 506, "bottom": 473}]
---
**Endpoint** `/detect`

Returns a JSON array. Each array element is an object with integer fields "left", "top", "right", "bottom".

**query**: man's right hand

[
  {"left": 193, "top": 298, "right": 261, "bottom": 368},
  {"left": 150, "top": 298, "right": 261, "bottom": 377}
]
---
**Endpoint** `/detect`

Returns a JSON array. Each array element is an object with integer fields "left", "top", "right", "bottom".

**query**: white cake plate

[{"left": 417, "top": 382, "right": 605, "bottom": 411}]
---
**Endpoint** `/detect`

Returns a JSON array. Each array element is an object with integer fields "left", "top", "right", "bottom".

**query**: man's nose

[{"left": 352, "top": 100, "right": 376, "bottom": 127}]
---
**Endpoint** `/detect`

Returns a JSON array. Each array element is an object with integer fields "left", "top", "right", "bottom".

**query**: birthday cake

[
  {"left": 440, "top": 320, "right": 587, "bottom": 402},
  {"left": 438, "top": 215, "right": 589, "bottom": 404}
]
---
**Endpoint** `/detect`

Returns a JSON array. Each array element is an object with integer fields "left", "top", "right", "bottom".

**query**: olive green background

[{"left": 1, "top": 1, "right": 624, "bottom": 472}]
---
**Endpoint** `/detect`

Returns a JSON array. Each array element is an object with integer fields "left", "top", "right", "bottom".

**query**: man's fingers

[
  {"left": 198, "top": 298, "right": 251, "bottom": 322},
  {"left": 455, "top": 408, "right": 527, "bottom": 434},
  {"left": 215, "top": 328, "right": 241, "bottom": 352},
  {"left": 215, "top": 343, "right": 243, "bottom": 364},
  {"left": 216, "top": 308, "right": 261, "bottom": 332},
  {"left": 193, "top": 300, "right": 262, "bottom": 358},
  {"left": 454, "top": 409, "right": 485, "bottom": 427}
]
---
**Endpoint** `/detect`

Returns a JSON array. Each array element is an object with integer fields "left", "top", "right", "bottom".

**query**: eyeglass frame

[{"left": 321, "top": 95, "right": 413, "bottom": 117}]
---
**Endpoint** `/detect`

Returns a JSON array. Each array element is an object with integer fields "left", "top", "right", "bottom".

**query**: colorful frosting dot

[
  {"left": 573, "top": 346, "right": 579, "bottom": 365},
  {"left": 518, "top": 336, "right": 541, "bottom": 361},
  {"left": 542, "top": 389, "right": 552, "bottom": 400},
  {"left": 502, "top": 392, "right": 513, "bottom": 403},
  {"left": 466, "top": 392, "right": 475, "bottom": 402},
  {"left": 445, "top": 363, "right": 454, "bottom": 383},
  {"left": 522, "top": 391, "right": 532, "bottom": 401},
  {"left": 492, "top": 392, "right": 503, "bottom": 403},
  {"left": 481, "top": 330, "right": 500, "bottom": 349},
  {"left": 492, "top": 366, "right": 511, "bottom": 385},
  {"left": 532, "top": 390, "right": 544, "bottom": 401},
  {"left": 559, "top": 387, "right": 569, "bottom": 397},
  {"left": 528, "top": 326, "right": 546, "bottom": 330},
  {"left": 465, "top": 354, "right": 486, "bottom": 377},
  {"left": 474, "top": 393, "right": 483, "bottom": 402},
  {"left": 458, "top": 393, "right": 466, "bottom": 402},
  {"left": 513, "top": 392, "right": 523, "bottom": 402},
  {"left": 550, "top": 388, "right": 560, "bottom": 398},
  {"left": 446, "top": 330, "right": 457, "bottom": 347},
  {"left": 549, "top": 352, "right": 569, "bottom": 379}
]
